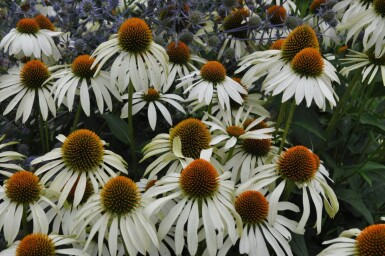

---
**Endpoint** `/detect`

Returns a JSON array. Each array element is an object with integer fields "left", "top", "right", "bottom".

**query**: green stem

[
  {"left": 71, "top": 104, "right": 83, "bottom": 132},
  {"left": 274, "top": 101, "right": 287, "bottom": 140},
  {"left": 324, "top": 72, "right": 360, "bottom": 140},
  {"left": 226, "top": 146, "right": 235, "bottom": 161},
  {"left": 39, "top": 113, "right": 46, "bottom": 153},
  {"left": 207, "top": 101, "right": 212, "bottom": 116},
  {"left": 44, "top": 120, "right": 49, "bottom": 151},
  {"left": 22, "top": 204, "right": 30, "bottom": 235},
  {"left": 128, "top": 81, "right": 137, "bottom": 173},
  {"left": 278, "top": 100, "right": 296, "bottom": 155}
]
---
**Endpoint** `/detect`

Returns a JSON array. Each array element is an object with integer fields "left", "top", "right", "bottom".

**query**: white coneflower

[
  {"left": 120, "top": 87, "right": 185, "bottom": 130},
  {"left": 244, "top": 145, "right": 339, "bottom": 234},
  {"left": 141, "top": 118, "right": 219, "bottom": 179},
  {"left": 177, "top": 61, "right": 247, "bottom": 111},
  {"left": 144, "top": 150, "right": 242, "bottom": 256},
  {"left": 218, "top": 185, "right": 301, "bottom": 256},
  {"left": 0, "top": 18, "right": 61, "bottom": 61},
  {"left": 75, "top": 176, "right": 158, "bottom": 256},
  {"left": 0, "top": 60, "right": 56, "bottom": 123},
  {"left": 318, "top": 224, "right": 385, "bottom": 256},
  {"left": 341, "top": 49, "right": 385, "bottom": 86},
  {"left": 31, "top": 129, "right": 127, "bottom": 209},
  {"left": 164, "top": 41, "right": 206, "bottom": 92},
  {"left": 0, "top": 233, "right": 84, "bottom": 256},
  {"left": 218, "top": 8, "right": 254, "bottom": 60},
  {"left": 47, "top": 54, "right": 121, "bottom": 116},
  {"left": 0, "top": 135, "right": 25, "bottom": 171},
  {"left": 237, "top": 24, "right": 340, "bottom": 110},
  {"left": 91, "top": 17, "right": 168, "bottom": 92},
  {"left": 0, "top": 171, "right": 57, "bottom": 245},
  {"left": 204, "top": 107, "right": 273, "bottom": 151},
  {"left": 337, "top": 0, "right": 385, "bottom": 58},
  {"left": 225, "top": 117, "right": 278, "bottom": 182}
]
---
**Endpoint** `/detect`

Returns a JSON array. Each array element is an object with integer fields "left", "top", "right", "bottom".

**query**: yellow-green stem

[
  {"left": 71, "top": 104, "right": 83, "bottom": 132},
  {"left": 278, "top": 100, "right": 296, "bottom": 155}
]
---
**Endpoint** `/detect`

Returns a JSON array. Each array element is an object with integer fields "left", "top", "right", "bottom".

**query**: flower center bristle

[
  {"left": 16, "top": 233, "right": 55, "bottom": 256},
  {"left": 118, "top": 18, "right": 153, "bottom": 53},
  {"left": 142, "top": 88, "right": 160, "bottom": 102},
  {"left": 34, "top": 14, "right": 54, "bottom": 31},
  {"left": 227, "top": 125, "right": 245, "bottom": 137},
  {"left": 17, "top": 18, "right": 40, "bottom": 34},
  {"left": 235, "top": 190, "right": 269, "bottom": 224},
  {"left": 281, "top": 24, "right": 320, "bottom": 62},
  {"left": 6, "top": 171, "right": 41, "bottom": 204},
  {"left": 169, "top": 118, "right": 211, "bottom": 159},
  {"left": 242, "top": 119, "right": 271, "bottom": 157},
  {"left": 61, "top": 129, "right": 104, "bottom": 172},
  {"left": 101, "top": 176, "right": 141, "bottom": 215},
  {"left": 20, "top": 60, "right": 50, "bottom": 89},
  {"left": 222, "top": 8, "right": 250, "bottom": 38},
  {"left": 310, "top": 0, "right": 326, "bottom": 13},
  {"left": 167, "top": 41, "right": 191, "bottom": 65},
  {"left": 356, "top": 224, "right": 385, "bottom": 256},
  {"left": 267, "top": 5, "right": 287, "bottom": 25},
  {"left": 66, "top": 178, "right": 94, "bottom": 205},
  {"left": 374, "top": 0, "right": 385, "bottom": 17},
  {"left": 291, "top": 48, "right": 324, "bottom": 77},
  {"left": 72, "top": 55, "right": 97, "bottom": 78},
  {"left": 270, "top": 39, "right": 285, "bottom": 50},
  {"left": 200, "top": 61, "right": 227, "bottom": 84},
  {"left": 179, "top": 159, "right": 219, "bottom": 199},
  {"left": 278, "top": 145, "right": 317, "bottom": 183}
]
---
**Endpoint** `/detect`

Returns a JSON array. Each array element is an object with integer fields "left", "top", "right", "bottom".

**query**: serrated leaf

[{"left": 103, "top": 114, "right": 130, "bottom": 145}]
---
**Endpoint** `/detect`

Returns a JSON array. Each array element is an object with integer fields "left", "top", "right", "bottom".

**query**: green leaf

[
  {"left": 335, "top": 188, "right": 374, "bottom": 224},
  {"left": 360, "top": 112, "right": 385, "bottom": 133},
  {"left": 103, "top": 114, "right": 130, "bottom": 145},
  {"left": 289, "top": 233, "right": 308, "bottom": 256},
  {"left": 293, "top": 121, "right": 326, "bottom": 141},
  {"left": 360, "top": 161, "right": 385, "bottom": 171}
]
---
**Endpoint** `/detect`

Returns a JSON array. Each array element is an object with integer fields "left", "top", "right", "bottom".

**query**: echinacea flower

[
  {"left": 47, "top": 54, "right": 121, "bottom": 116},
  {"left": 218, "top": 8, "right": 255, "bottom": 59},
  {"left": 204, "top": 107, "right": 274, "bottom": 151},
  {"left": 341, "top": 49, "right": 385, "bottom": 86},
  {"left": 224, "top": 117, "right": 278, "bottom": 182},
  {"left": 31, "top": 129, "right": 127, "bottom": 209},
  {"left": 337, "top": 0, "right": 385, "bottom": 58},
  {"left": 0, "top": 134, "right": 25, "bottom": 171},
  {"left": 0, "top": 233, "right": 84, "bottom": 256},
  {"left": 144, "top": 150, "right": 242, "bottom": 256},
  {"left": 177, "top": 61, "right": 247, "bottom": 111},
  {"left": 75, "top": 176, "right": 158, "bottom": 256},
  {"left": 0, "top": 171, "right": 57, "bottom": 245},
  {"left": 245, "top": 145, "right": 339, "bottom": 234},
  {"left": 0, "top": 60, "right": 56, "bottom": 123},
  {"left": 318, "top": 224, "right": 385, "bottom": 256},
  {"left": 141, "top": 118, "right": 216, "bottom": 179},
  {"left": 219, "top": 186, "right": 300, "bottom": 256},
  {"left": 0, "top": 17, "right": 61, "bottom": 61},
  {"left": 237, "top": 24, "right": 340, "bottom": 110},
  {"left": 91, "top": 17, "right": 168, "bottom": 92},
  {"left": 164, "top": 41, "right": 206, "bottom": 92},
  {"left": 120, "top": 87, "right": 185, "bottom": 130}
]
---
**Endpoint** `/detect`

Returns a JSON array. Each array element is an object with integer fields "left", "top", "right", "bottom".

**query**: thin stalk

[
  {"left": 22, "top": 204, "right": 29, "bottom": 235},
  {"left": 39, "top": 112, "right": 46, "bottom": 153},
  {"left": 128, "top": 81, "right": 137, "bottom": 173},
  {"left": 324, "top": 72, "right": 360, "bottom": 140},
  {"left": 226, "top": 146, "right": 235, "bottom": 161},
  {"left": 274, "top": 101, "right": 287, "bottom": 140},
  {"left": 44, "top": 120, "right": 49, "bottom": 151},
  {"left": 71, "top": 104, "right": 83, "bottom": 132},
  {"left": 278, "top": 100, "right": 296, "bottom": 155}
]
